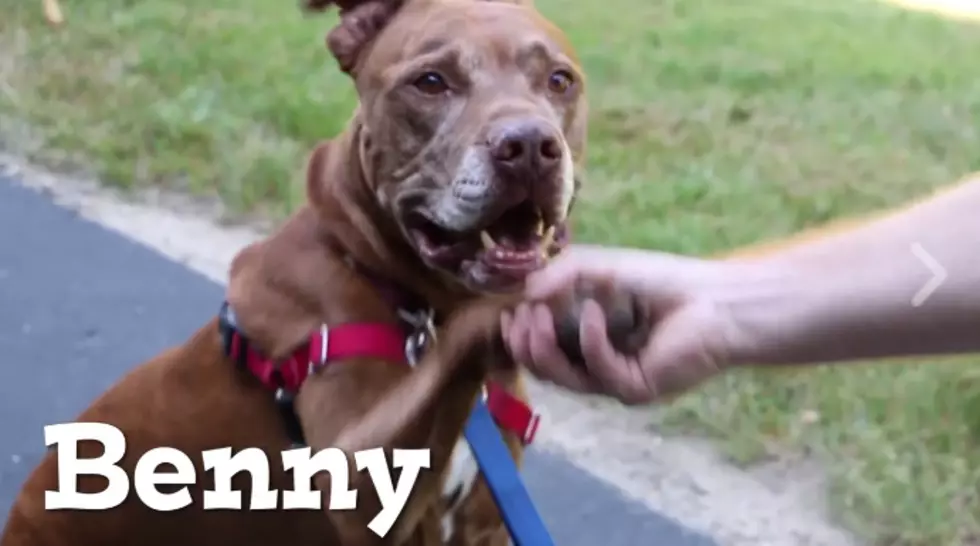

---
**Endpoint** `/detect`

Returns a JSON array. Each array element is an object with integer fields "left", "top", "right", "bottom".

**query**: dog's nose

[{"left": 488, "top": 118, "right": 563, "bottom": 179}]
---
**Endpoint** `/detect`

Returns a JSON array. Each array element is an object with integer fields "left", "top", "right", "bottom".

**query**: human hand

[{"left": 501, "top": 245, "right": 770, "bottom": 404}]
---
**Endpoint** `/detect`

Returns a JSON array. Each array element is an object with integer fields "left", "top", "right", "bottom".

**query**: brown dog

[{"left": 2, "top": 0, "right": 644, "bottom": 545}]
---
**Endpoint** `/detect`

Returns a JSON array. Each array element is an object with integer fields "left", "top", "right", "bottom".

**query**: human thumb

[
  {"left": 527, "top": 245, "right": 711, "bottom": 306},
  {"left": 525, "top": 244, "right": 651, "bottom": 300},
  {"left": 638, "top": 304, "right": 730, "bottom": 402}
]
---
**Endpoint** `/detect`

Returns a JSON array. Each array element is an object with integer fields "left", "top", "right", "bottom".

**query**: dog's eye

[
  {"left": 412, "top": 71, "right": 449, "bottom": 95},
  {"left": 547, "top": 70, "right": 575, "bottom": 94}
]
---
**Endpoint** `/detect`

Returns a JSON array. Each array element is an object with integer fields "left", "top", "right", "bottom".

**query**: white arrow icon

[{"left": 910, "top": 243, "right": 947, "bottom": 307}]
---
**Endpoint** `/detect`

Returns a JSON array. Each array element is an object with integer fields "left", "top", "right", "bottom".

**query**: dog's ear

[
  {"left": 305, "top": 140, "right": 337, "bottom": 209},
  {"left": 324, "top": 0, "right": 403, "bottom": 76}
]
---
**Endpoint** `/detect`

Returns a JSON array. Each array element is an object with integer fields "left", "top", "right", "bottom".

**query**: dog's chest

[{"left": 440, "top": 437, "right": 480, "bottom": 542}]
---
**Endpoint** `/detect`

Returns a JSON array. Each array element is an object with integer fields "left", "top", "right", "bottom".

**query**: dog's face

[{"left": 345, "top": 0, "right": 587, "bottom": 292}]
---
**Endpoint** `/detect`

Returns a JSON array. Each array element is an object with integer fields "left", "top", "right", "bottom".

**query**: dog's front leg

[
  {"left": 293, "top": 358, "right": 475, "bottom": 546},
  {"left": 293, "top": 304, "right": 514, "bottom": 545}
]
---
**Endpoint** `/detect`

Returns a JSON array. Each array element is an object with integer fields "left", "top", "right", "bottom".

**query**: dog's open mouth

[{"left": 406, "top": 199, "right": 569, "bottom": 283}]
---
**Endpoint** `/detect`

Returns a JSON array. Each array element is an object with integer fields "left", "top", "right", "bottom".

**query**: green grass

[{"left": 3, "top": 0, "right": 980, "bottom": 543}]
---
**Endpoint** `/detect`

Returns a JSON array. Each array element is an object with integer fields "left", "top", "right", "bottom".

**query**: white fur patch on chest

[{"left": 440, "top": 437, "right": 480, "bottom": 542}]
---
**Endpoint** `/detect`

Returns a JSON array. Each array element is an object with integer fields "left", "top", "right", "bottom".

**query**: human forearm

[{"left": 722, "top": 174, "right": 980, "bottom": 366}]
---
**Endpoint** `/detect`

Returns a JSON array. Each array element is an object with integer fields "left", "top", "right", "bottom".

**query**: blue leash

[{"left": 463, "top": 398, "right": 555, "bottom": 546}]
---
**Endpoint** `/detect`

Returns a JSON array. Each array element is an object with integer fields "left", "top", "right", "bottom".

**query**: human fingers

[
  {"left": 526, "top": 304, "right": 603, "bottom": 393},
  {"left": 578, "top": 299, "right": 653, "bottom": 405},
  {"left": 504, "top": 303, "right": 600, "bottom": 392},
  {"left": 502, "top": 303, "right": 534, "bottom": 367},
  {"left": 500, "top": 309, "right": 515, "bottom": 357}
]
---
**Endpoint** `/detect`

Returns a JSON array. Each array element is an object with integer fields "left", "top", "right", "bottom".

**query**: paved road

[{"left": 0, "top": 174, "right": 716, "bottom": 545}]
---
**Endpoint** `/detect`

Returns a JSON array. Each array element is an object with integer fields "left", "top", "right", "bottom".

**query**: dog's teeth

[
  {"left": 539, "top": 225, "right": 556, "bottom": 259},
  {"left": 534, "top": 220, "right": 544, "bottom": 236},
  {"left": 480, "top": 230, "right": 497, "bottom": 249},
  {"left": 542, "top": 225, "right": 556, "bottom": 246}
]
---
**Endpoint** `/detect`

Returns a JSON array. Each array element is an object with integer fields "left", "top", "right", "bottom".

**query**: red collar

[{"left": 218, "top": 303, "right": 540, "bottom": 445}]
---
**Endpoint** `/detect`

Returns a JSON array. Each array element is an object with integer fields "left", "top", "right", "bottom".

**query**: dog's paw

[{"left": 548, "top": 278, "right": 650, "bottom": 367}]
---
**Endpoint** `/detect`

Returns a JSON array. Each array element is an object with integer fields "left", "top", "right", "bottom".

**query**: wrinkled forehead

[{"left": 365, "top": 0, "right": 579, "bottom": 80}]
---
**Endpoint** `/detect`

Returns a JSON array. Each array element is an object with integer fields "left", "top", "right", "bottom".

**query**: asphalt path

[{"left": 0, "top": 174, "right": 716, "bottom": 545}]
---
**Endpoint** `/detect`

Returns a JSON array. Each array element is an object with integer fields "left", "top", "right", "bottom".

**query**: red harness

[{"left": 218, "top": 303, "right": 540, "bottom": 446}]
